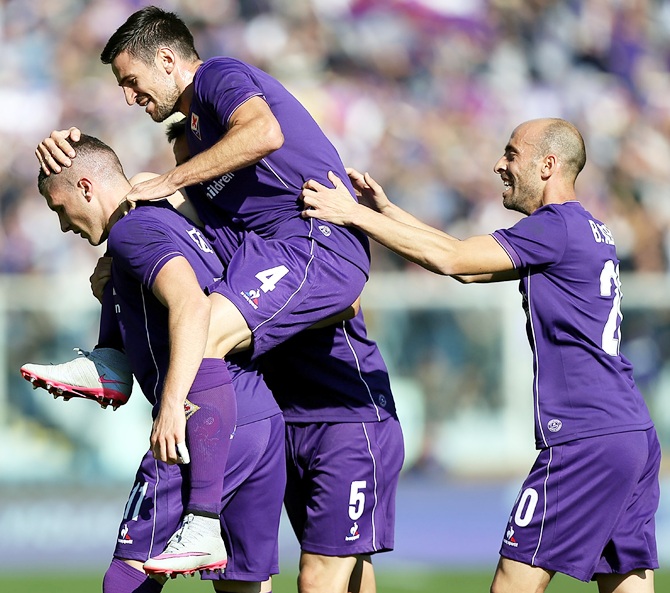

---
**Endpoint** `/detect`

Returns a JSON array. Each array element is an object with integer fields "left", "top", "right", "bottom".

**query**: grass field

[{"left": 1, "top": 570, "right": 667, "bottom": 592}]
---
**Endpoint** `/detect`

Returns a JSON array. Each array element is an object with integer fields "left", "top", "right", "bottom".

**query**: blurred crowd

[
  {"left": 2, "top": 0, "right": 670, "bottom": 275},
  {"left": 4, "top": 0, "right": 670, "bottom": 480}
]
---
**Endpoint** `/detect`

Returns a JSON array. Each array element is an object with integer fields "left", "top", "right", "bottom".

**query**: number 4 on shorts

[{"left": 255, "top": 265, "right": 289, "bottom": 293}]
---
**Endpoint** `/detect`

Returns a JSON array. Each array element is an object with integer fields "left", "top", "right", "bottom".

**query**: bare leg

[
  {"left": 205, "top": 293, "right": 253, "bottom": 357},
  {"left": 490, "top": 557, "right": 554, "bottom": 593},
  {"left": 349, "top": 555, "right": 375, "bottom": 593},
  {"left": 299, "top": 552, "right": 373, "bottom": 593},
  {"left": 213, "top": 578, "right": 273, "bottom": 592},
  {"left": 596, "top": 569, "right": 655, "bottom": 593}
]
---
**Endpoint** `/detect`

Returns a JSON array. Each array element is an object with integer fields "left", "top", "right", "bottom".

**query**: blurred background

[{"left": 2, "top": 0, "right": 670, "bottom": 583}]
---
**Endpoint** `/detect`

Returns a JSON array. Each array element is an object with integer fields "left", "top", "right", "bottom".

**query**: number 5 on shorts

[{"left": 349, "top": 480, "right": 367, "bottom": 521}]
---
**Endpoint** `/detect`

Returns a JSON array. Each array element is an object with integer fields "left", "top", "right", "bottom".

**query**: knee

[{"left": 298, "top": 566, "right": 338, "bottom": 593}]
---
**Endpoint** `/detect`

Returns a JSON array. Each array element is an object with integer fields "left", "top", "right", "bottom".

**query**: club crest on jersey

[
  {"left": 241, "top": 289, "right": 261, "bottom": 310},
  {"left": 318, "top": 224, "right": 331, "bottom": 237},
  {"left": 191, "top": 112, "right": 201, "bottom": 140},
  {"left": 184, "top": 399, "right": 200, "bottom": 420},
  {"left": 345, "top": 522, "right": 361, "bottom": 542},
  {"left": 547, "top": 418, "right": 563, "bottom": 432}
]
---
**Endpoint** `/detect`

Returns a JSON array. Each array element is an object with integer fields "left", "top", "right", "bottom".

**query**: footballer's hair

[
  {"left": 100, "top": 6, "right": 199, "bottom": 66},
  {"left": 535, "top": 118, "right": 587, "bottom": 181},
  {"left": 166, "top": 117, "right": 188, "bottom": 143},
  {"left": 37, "top": 134, "right": 126, "bottom": 195}
]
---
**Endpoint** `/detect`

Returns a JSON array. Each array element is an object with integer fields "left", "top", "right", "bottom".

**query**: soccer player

[
  {"left": 169, "top": 121, "right": 405, "bottom": 593},
  {"left": 34, "top": 5, "right": 405, "bottom": 590},
  {"left": 36, "top": 5, "right": 370, "bottom": 367},
  {"left": 35, "top": 116, "right": 404, "bottom": 593},
  {"left": 300, "top": 118, "right": 661, "bottom": 593},
  {"left": 27, "top": 134, "right": 285, "bottom": 590}
]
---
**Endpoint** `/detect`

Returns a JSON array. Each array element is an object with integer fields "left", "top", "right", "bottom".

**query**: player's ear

[
  {"left": 157, "top": 47, "right": 176, "bottom": 75},
  {"left": 541, "top": 154, "right": 557, "bottom": 180},
  {"left": 77, "top": 178, "right": 94, "bottom": 201}
]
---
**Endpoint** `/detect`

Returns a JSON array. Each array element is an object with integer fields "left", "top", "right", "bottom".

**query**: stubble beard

[{"left": 150, "top": 81, "right": 182, "bottom": 123}]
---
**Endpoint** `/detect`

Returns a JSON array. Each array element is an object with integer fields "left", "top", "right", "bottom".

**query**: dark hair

[
  {"left": 37, "top": 134, "right": 125, "bottom": 195},
  {"left": 100, "top": 6, "right": 199, "bottom": 65},
  {"left": 166, "top": 117, "right": 188, "bottom": 143}
]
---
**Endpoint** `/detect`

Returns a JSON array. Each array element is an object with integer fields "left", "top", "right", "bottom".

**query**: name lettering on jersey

[
  {"left": 589, "top": 220, "right": 615, "bottom": 245},
  {"left": 190, "top": 112, "right": 201, "bottom": 140},
  {"left": 205, "top": 174, "right": 235, "bottom": 201},
  {"left": 187, "top": 228, "right": 214, "bottom": 253}
]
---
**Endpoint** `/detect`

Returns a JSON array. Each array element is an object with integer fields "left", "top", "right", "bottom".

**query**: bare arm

[
  {"left": 124, "top": 97, "right": 284, "bottom": 203},
  {"left": 347, "top": 168, "right": 452, "bottom": 235},
  {"left": 301, "top": 172, "right": 515, "bottom": 278},
  {"left": 150, "top": 256, "right": 212, "bottom": 464},
  {"left": 128, "top": 172, "right": 203, "bottom": 225},
  {"left": 345, "top": 169, "right": 519, "bottom": 283},
  {"left": 453, "top": 269, "right": 521, "bottom": 284}
]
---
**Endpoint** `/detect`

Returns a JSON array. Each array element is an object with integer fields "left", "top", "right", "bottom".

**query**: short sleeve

[
  {"left": 492, "top": 206, "right": 568, "bottom": 269},
  {"left": 196, "top": 59, "right": 264, "bottom": 128},
  {"left": 108, "top": 212, "right": 182, "bottom": 289}
]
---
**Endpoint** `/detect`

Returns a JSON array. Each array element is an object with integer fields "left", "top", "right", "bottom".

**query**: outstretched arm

[
  {"left": 124, "top": 97, "right": 284, "bottom": 204},
  {"left": 301, "top": 171, "right": 515, "bottom": 279},
  {"left": 346, "top": 168, "right": 455, "bottom": 236}
]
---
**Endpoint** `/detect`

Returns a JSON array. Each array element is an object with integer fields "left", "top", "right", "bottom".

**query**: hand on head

[{"left": 36, "top": 127, "right": 81, "bottom": 175}]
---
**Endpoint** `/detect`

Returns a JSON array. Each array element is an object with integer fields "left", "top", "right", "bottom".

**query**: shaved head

[
  {"left": 527, "top": 118, "right": 586, "bottom": 181},
  {"left": 38, "top": 135, "right": 126, "bottom": 197}
]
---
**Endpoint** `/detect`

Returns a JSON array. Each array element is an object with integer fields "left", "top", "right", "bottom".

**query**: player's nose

[{"left": 123, "top": 86, "right": 136, "bottom": 106}]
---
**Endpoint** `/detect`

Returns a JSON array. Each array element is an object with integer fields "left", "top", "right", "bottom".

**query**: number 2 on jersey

[
  {"left": 600, "top": 260, "right": 622, "bottom": 356},
  {"left": 255, "top": 265, "right": 289, "bottom": 293}
]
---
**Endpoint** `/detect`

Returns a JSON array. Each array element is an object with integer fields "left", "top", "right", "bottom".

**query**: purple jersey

[
  {"left": 186, "top": 57, "right": 370, "bottom": 275},
  {"left": 107, "top": 202, "right": 279, "bottom": 424},
  {"left": 492, "top": 202, "right": 653, "bottom": 448},
  {"left": 181, "top": 191, "right": 397, "bottom": 423},
  {"left": 261, "top": 312, "right": 397, "bottom": 423}
]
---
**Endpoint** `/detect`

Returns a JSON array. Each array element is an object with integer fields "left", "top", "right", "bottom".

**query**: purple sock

[
  {"left": 102, "top": 558, "right": 163, "bottom": 593},
  {"left": 185, "top": 358, "right": 237, "bottom": 516},
  {"left": 96, "top": 283, "right": 124, "bottom": 350}
]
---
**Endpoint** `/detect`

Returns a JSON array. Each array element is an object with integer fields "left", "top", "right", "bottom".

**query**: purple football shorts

[
  {"left": 284, "top": 416, "right": 404, "bottom": 556},
  {"left": 500, "top": 427, "right": 660, "bottom": 581},
  {"left": 113, "top": 413, "right": 285, "bottom": 582},
  {"left": 209, "top": 233, "right": 367, "bottom": 359}
]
